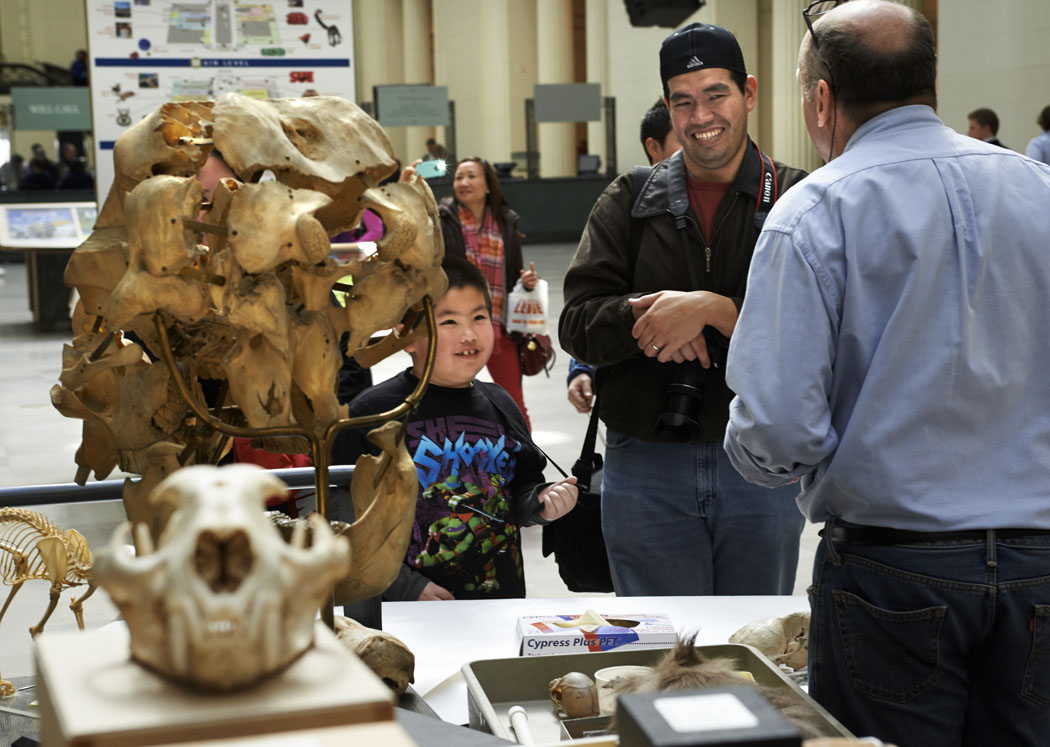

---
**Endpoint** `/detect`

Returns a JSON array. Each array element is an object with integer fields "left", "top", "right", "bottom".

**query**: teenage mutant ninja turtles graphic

[{"left": 416, "top": 473, "right": 521, "bottom": 594}]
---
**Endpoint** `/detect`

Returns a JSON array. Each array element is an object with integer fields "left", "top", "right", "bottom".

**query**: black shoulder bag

[
  {"left": 540, "top": 400, "right": 613, "bottom": 593},
  {"left": 474, "top": 381, "right": 613, "bottom": 593}
]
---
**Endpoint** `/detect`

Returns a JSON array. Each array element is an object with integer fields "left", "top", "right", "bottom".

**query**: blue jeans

[
  {"left": 600, "top": 431, "right": 804, "bottom": 595},
  {"left": 809, "top": 520, "right": 1050, "bottom": 747}
]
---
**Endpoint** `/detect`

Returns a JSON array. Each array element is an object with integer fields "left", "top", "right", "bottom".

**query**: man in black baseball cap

[
  {"left": 560, "top": 23, "right": 808, "bottom": 596},
  {"left": 659, "top": 22, "right": 755, "bottom": 181},
  {"left": 660, "top": 22, "right": 748, "bottom": 94}
]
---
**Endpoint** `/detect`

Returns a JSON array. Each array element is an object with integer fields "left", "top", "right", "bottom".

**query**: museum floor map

[{"left": 86, "top": 0, "right": 356, "bottom": 200}]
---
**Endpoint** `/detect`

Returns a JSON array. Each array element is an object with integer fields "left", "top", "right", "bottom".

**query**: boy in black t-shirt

[{"left": 333, "top": 258, "right": 578, "bottom": 601}]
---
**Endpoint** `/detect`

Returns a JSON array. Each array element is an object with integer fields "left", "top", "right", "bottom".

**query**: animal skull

[
  {"left": 92, "top": 464, "right": 350, "bottom": 691},
  {"left": 57, "top": 94, "right": 445, "bottom": 619},
  {"left": 334, "top": 615, "right": 415, "bottom": 695},
  {"left": 728, "top": 611, "right": 810, "bottom": 670},
  {"left": 549, "top": 672, "right": 599, "bottom": 718}
]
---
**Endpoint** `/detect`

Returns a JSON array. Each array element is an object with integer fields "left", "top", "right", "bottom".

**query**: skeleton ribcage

[{"left": 0, "top": 508, "right": 81, "bottom": 585}]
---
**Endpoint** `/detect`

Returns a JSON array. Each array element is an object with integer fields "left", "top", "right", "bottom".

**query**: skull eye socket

[{"left": 194, "top": 529, "right": 254, "bottom": 592}]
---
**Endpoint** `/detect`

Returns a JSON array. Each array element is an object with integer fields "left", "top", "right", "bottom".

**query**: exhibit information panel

[
  {"left": 0, "top": 203, "right": 98, "bottom": 250},
  {"left": 85, "top": 0, "right": 357, "bottom": 201}
]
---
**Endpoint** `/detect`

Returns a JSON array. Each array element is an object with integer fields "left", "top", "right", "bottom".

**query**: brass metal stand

[{"left": 152, "top": 297, "right": 438, "bottom": 628}]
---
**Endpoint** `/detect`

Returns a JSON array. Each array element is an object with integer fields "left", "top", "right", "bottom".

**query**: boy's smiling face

[{"left": 408, "top": 286, "right": 494, "bottom": 388}]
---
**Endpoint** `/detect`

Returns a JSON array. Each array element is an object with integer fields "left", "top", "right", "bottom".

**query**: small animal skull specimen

[
  {"left": 0, "top": 509, "right": 97, "bottom": 697},
  {"left": 92, "top": 464, "right": 350, "bottom": 691},
  {"left": 549, "top": 672, "right": 599, "bottom": 718},
  {"left": 729, "top": 611, "right": 810, "bottom": 670},
  {"left": 334, "top": 615, "right": 415, "bottom": 695}
]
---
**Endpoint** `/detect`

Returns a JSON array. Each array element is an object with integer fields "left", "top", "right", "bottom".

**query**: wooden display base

[
  {"left": 158, "top": 720, "right": 419, "bottom": 746},
  {"left": 34, "top": 622, "right": 398, "bottom": 746}
]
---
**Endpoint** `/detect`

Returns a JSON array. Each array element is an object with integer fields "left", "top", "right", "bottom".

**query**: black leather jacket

[{"left": 559, "top": 143, "right": 807, "bottom": 442}]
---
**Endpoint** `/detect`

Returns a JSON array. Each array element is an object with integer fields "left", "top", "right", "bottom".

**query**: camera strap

[
  {"left": 753, "top": 146, "right": 778, "bottom": 230},
  {"left": 628, "top": 145, "right": 779, "bottom": 285}
]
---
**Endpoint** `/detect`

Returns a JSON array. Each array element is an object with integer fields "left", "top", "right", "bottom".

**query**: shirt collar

[
  {"left": 664, "top": 138, "right": 763, "bottom": 213},
  {"left": 843, "top": 105, "right": 941, "bottom": 154}
]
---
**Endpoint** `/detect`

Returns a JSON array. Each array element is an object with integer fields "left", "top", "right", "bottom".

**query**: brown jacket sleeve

[{"left": 558, "top": 174, "right": 646, "bottom": 367}]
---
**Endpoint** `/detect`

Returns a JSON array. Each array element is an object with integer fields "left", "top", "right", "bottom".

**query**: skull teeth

[{"left": 206, "top": 619, "right": 238, "bottom": 634}]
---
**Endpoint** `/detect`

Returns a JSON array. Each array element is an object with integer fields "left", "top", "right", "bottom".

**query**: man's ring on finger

[{"left": 650, "top": 341, "right": 662, "bottom": 352}]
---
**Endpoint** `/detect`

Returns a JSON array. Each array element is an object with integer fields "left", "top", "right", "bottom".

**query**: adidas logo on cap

[{"left": 660, "top": 23, "right": 747, "bottom": 87}]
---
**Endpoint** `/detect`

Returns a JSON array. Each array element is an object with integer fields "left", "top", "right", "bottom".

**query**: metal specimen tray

[{"left": 462, "top": 643, "right": 852, "bottom": 743}]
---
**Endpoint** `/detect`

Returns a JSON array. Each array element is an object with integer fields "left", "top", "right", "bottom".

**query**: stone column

[
  {"left": 476, "top": 1, "right": 514, "bottom": 163},
  {"left": 706, "top": 0, "right": 760, "bottom": 143},
  {"left": 536, "top": 0, "right": 575, "bottom": 177},
  {"left": 770, "top": 2, "right": 822, "bottom": 172},
  {"left": 585, "top": 0, "right": 608, "bottom": 169},
  {"left": 430, "top": 0, "right": 512, "bottom": 163},
  {"left": 401, "top": 0, "right": 432, "bottom": 168},
  {"left": 506, "top": 0, "right": 539, "bottom": 169},
  {"left": 352, "top": 0, "right": 407, "bottom": 161}
]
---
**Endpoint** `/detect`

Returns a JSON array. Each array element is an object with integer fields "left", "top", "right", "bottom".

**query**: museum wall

[
  {"left": 937, "top": 0, "right": 1050, "bottom": 156},
  {"left": 2, "top": 1, "right": 1049, "bottom": 185},
  {"left": 0, "top": 0, "right": 89, "bottom": 164},
  {"left": 0, "top": 0, "right": 87, "bottom": 71}
]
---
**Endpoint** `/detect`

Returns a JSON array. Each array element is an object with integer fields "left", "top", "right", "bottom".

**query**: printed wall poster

[{"left": 85, "top": 0, "right": 355, "bottom": 201}]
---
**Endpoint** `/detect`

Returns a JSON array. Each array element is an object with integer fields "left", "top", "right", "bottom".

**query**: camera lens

[
  {"left": 657, "top": 366, "right": 707, "bottom": 435},
  {"left": 655, "top": 329, "right": 728, "bottom": 438}
]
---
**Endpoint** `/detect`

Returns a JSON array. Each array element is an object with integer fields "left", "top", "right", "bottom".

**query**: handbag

[
  {"left": 517, "top": 333, "right": 555, "bottom": 377},
  {"left": 540, "top": 401, "right": 614, "bottom": 593}
]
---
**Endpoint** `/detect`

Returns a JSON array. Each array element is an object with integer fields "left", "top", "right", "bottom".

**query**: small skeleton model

[
  {"left": 53, "top": 93, "right": 446, "bottom": 560},
  {"left": 549, "top": 672, "right": 599, "bottom": 718},
  {"left": 611, "top": 633, "right": 834, "bottom": 739},
  {"left": 0, "top": 508, "right": 97, "bottom": 697},
  {"left": 334, "top": 615, "right": 415, "bottom": 695},
  {"left": 93, "top": 464, "right": 349, "bottom": 691},
  {"left": 729, "top": 611, "right": 810, "bottom": 670}
]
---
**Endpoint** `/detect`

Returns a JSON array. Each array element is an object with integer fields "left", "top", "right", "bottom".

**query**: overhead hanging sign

[
  {"left": 12, "top": 88, "right": 93, "bottom": 131},
  {"left": 373, "top": 85, "right": 449, "bottom": 127},
  {"left": 534, "top": 83, "right": 602, "bottom": 123}
]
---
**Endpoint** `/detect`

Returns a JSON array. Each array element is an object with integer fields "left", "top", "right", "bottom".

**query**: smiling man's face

[{"left": 666, "top": 67, "right": 756, "bottom": 182}]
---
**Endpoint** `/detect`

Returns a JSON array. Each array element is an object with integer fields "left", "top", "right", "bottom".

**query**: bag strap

[
  {"left": 571, "top": 403, "right": 602, "bottom": 491},
  {"left": 631, "top": 148, "right": 780, "bottom": 289},
  {"left": 473, "top": 382, "right": 569, "bottom": 479},
  {"left": 627, "top": 165, "right": 653, "bottom": 281}
]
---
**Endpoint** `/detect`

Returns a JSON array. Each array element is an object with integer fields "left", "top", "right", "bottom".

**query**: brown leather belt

[{"left": 824, "top": 525, "right": 1050, "bottom": 545}]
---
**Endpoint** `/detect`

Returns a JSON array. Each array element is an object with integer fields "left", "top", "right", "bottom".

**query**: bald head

[
  {"left": 821, "top": 0, "right": 915, "bottom": 48},
  {"left": 799, "top": 0, "right": 936, "bottom": 121}
]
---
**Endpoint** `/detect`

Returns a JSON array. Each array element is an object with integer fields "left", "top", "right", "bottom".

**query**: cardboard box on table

[
  {"left": 517, "top": 613, "right": 676, "bottom": 656},
  {"left": 34, "top": 622, "right": 400, "bottom": 746}
]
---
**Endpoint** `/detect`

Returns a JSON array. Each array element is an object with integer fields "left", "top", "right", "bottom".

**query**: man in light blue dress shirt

[
  {"left": 1025, "top": 104, "right": 1050, "bottom": 165},
  {"left": 724, "top": 2, "right": 1050, "bottom": 745}
]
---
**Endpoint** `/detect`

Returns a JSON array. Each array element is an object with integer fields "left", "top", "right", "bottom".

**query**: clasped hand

[{"left": 629, "top": 290, "right": 736, "bottom": 366}]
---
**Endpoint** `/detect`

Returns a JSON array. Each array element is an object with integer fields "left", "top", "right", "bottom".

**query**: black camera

[{"left": 656, "top": 327, "right": 728, "bottom": 437}]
